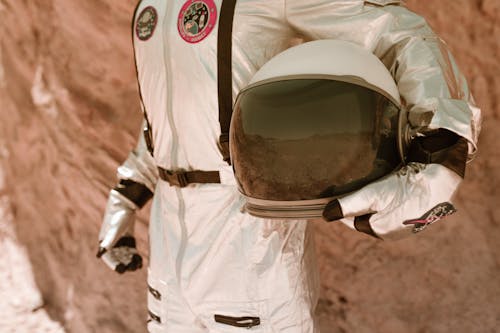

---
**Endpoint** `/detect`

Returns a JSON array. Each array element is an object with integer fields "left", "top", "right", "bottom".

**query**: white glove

[
  {"left": 323, "top": 162, "right": 461, "bottom": 240},
  {"left": 99, "top": 235, "right": 143, "bottom": 274},
  {"left": 96, "top": 189, "right": 144, "bottom": 273}
]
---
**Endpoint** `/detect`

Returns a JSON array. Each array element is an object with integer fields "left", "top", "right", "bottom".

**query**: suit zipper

[{"left": 162, "top": 1, "right": 179, "bottom": 168}]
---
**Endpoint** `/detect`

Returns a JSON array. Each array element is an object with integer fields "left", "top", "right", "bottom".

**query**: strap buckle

[
  {"left": 218, "top": 133, "right": 231, "bottom": 165},
  {"left": 158, "top": 167, "right": 221, "bottom": 187},
  {"left": 168, "top": 170, "right": 188, "bottom": 188},
  {"left": 158, "top": 168, "right": 189, "bottom": 187}
]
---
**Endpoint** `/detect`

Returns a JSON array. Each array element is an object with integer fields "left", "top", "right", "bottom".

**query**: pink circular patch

[{"left": 177, "top": 0, "right": 217, "bottom": 44}]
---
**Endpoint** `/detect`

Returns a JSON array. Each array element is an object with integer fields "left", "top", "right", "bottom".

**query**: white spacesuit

[{"left": 97, "top": 1, "right": 481, "bottom": 332}]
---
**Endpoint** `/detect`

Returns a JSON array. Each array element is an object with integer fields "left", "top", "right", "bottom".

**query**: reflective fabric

[
  {"left": 337, "top": 163, "right": 462, "bottom": 241},
  {"left": 97, "top": 1, "right": 481, "bottom": 332},
  {"left": 231, "top": 78, "right": 401, "bottom": 201},
  {"left": 98, "top": 121, "right": 158, "bottom": 251}
]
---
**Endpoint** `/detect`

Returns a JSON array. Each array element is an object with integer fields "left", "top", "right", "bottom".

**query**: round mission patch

[
  {"left": 136, "top": 6, "right": 158, "bottom": 41},
  {"left": 177, "top": 0, "right": 217, "bottom": 44}
]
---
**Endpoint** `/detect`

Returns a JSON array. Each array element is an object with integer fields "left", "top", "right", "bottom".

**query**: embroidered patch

[
  {"left": 136, "top": 6, "right": 158, "bottom": 41},
  {"left": 177, "top": 0, "right": 217, "bottom": 43},
  {"left": 403, "top": 202, "right": 457, "bottom": 233}
]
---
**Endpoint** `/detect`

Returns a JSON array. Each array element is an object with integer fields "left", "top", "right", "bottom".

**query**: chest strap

[
  {"left": 157, "top": 167, "right": 221, "bottom": 187},
  {"left": 217, "top": 0, "right": 237, "bottom": 164}
]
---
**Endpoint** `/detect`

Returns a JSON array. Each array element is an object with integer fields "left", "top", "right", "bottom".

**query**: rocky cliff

[{"left": 0, "top": 1, "right": 498, "bottom": 332}]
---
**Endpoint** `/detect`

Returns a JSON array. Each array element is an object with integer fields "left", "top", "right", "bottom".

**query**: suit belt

[{"left": 157, "top": 167, "right": 221, "bottom": 187}]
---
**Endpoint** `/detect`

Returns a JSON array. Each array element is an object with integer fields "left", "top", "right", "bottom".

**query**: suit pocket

[
  {"left": 197, "top": 299, "right": 270, "bottom": 332},
  {"left": 364, "top": 0, "right": 403, "bottom": 6},
  {"left": 146, "top": 275, "right": 167, "bottom": 331}
]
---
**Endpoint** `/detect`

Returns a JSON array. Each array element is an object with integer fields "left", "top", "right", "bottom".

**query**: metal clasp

[
  {"left": 157, "top": 167, "right": 190, "bottom": 187},
  {"left": 166, "top": 170, "right": 188, "bottom": 188},
  {"left": 217, "top": 133, "right": 231, "bottom": 165}
]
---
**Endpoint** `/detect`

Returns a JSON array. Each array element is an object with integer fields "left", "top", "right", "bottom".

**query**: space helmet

[{"left": 230, "top": 40, "right": 410, "bottom": 219}]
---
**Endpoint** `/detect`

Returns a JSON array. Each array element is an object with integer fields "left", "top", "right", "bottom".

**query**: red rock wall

[
  {"left": 0, "top": 2, "right": 148, "bottom": 332},
  {"left": 0, "top": 1, "right": 498, "bottom": 332}
]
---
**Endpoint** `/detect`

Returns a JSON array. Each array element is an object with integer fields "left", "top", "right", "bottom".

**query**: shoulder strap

[
  {"left": 131, "top": 2, "right": 155, "bottom": 155},
  {"left": 217, "top": 0, "right": 237, "bottom": 164}
]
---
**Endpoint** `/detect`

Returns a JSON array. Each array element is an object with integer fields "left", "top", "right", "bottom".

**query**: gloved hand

[
  {"left": 96, "top": 179, "right": 152, "bottom": 273},
  {"left": 323, "top": 130, "right": 468, "bottom": 240},
  {"left": 97, "top": 235, "right": 143, "bottom": 273}
]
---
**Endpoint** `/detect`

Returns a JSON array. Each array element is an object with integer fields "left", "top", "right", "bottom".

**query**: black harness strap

[
  {"left": 157, "top": 167, "right": 221, "bottom": 187},
  {"left": 217, "top": 0, "right": 237, "bottom": 164},
  {"left": 407, "top": 129, "right": 468, "bottom": 178},
  {"left": 114, "top": 179, "right": 153, "bottom": 208},
  {"left": 132, "top": 2, "right": 238, "bottom": 187}
]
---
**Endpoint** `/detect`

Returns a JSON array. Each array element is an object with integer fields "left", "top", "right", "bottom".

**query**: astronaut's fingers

[
  {"left": 325, "top": 163, "right": 464, "bottom": 240},
  {"left": 98, "top": 236, "right": 143, "bottom": 273},
  {"left": 101, "top": 251, "right": 122, "bottom": 271},
  {"left": 101, "top": 248, "right": 143, "bottom": 273},
  {"left": 323, "top": 163, "right": 434, "bottom": 222},
  {"left": 127, "top": 253, "right": 143, "bottom": 271},
  {"left": 115, "top": 263, "right": 127, "bottom": 274},
  {"left": 348, "top": 200, "right": 459, "bottom": 241},
  {"left": 336, "top": 204, "right": 411, "bottom": 240},
  {"left": 115, "top": 253, "right": 143, "bottom": 273},
  {"left": 322, "top": 175, "right": 394, "bottom": 221}
]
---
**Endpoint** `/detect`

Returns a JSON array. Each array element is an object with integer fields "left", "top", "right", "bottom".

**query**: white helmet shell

[
  {"left": 231, "top": 39, "right": 408, "bottom": 219},
  {"left": 249, "top": 39, "right": 401, "bottom": 106}
]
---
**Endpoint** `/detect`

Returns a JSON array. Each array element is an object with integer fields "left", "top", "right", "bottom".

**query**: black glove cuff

[
  {"left": 323, "top": 199, "right": 344, "bottom": 222},
  {"left": 114, "top": 179, "right": 153, "bottom": 208},
  {"left": 407, "top": 129, "right": 468, "bottom": 178},
  {"left": 114, "top": 236, "right": 137, "bottom": 248}
]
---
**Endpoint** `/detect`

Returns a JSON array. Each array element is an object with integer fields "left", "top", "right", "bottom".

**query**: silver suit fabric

[{"left": 102, "top": 0, "right": 481, "bottom": 332}]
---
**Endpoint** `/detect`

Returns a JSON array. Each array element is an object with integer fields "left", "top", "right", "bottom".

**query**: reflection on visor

[{"left": 230, "top": 79, "right": 401, "bottom": 201}]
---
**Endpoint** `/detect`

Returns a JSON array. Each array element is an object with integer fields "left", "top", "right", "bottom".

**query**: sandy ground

[{"left": 0, "top": 0, "right": 498, "bottom": 332}]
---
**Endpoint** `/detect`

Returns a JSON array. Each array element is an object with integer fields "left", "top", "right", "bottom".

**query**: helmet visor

[{"left": 230, "top": 78, "right": 402, "bottom": 202}]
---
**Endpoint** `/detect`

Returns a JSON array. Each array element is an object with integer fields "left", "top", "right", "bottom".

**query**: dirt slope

[{"left": 0, "top": 1, "right": 498, "bottom": 332}]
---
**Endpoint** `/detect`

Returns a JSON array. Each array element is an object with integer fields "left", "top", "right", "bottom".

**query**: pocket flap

[{"left": 365, "top": 0, "right": 403, "bottom": 6}]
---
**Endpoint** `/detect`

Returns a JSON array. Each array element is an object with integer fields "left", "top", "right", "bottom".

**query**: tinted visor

[{"left": 230, "top": 78, "right": 401, "bottom": 201}]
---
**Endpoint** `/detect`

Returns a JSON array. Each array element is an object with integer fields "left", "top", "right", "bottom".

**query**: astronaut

[{"left": 97, "top": 1, "right": 481, "bottom": 332}]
